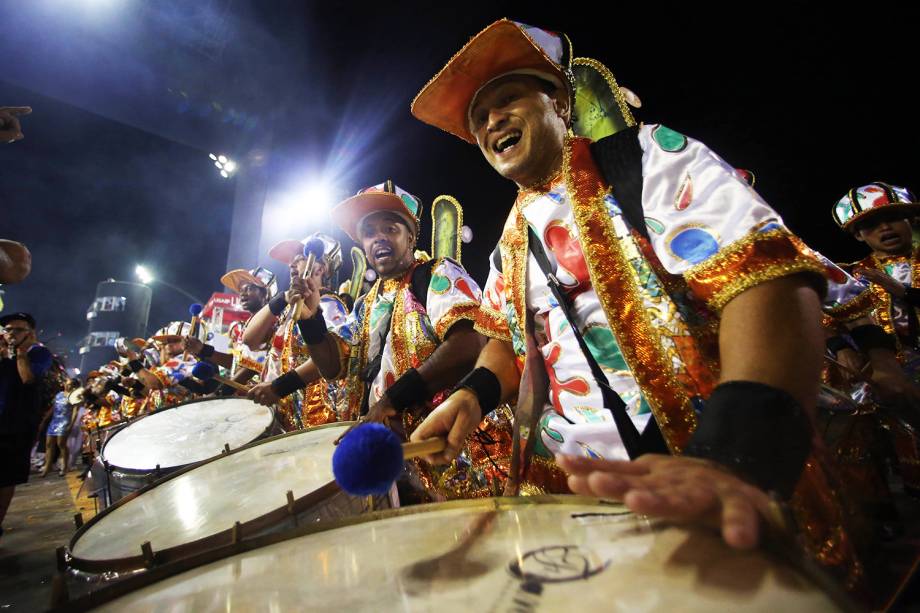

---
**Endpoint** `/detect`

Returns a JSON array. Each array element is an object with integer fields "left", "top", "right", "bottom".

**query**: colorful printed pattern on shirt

[
  {"left": 148, "top": 355, "right": 197, "bottom": 409},
  {"left": 227, "top": 318, "right": 267, "bottom": 379},
  {"left": 332, "top": 258, "right": 481, "bottom": 410},
  {"left": 479, "top": 131, "right": 825, "bottom": 460}
]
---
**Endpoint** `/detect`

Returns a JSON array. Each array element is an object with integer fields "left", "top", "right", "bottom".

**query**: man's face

[
  {"left": 468, "top": 75, "right": 570, "bottom": 187},
  {"left": 358, "top": 212, "right": 415, "bottom": 279},
  {"left": 855, "top": 213, "right": 913, "bottom": 256},
  {"left": 2, "top": 320, "right": 33, "bottom": 348},
  {"left": 289, "top": 256, "right": 327, "bottom": 287},
  {"left": 161, "top": 339, "right": 183, "bottom": 360},
  {"left": 239, "top": 282, "right": 268, "bottom": 313}
]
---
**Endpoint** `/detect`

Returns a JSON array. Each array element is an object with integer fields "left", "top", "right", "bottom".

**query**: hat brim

[
  {"left": 220, "top": 269, "right": 264, "bottom": 294},
  {"left": 151, "top": 334, "right": 183, "bottom": 343},
  {"left": 411, "top": 18, "right": 569, "bottom": 144},
  {"left": 268, "top": 239, "right": 304, "bottom": 265},
  {"left": 331, "top": 192, "right": 419, "bottom": 243},
  {"left": 840, "top": 203, "right": 920, "bottom": 230}
]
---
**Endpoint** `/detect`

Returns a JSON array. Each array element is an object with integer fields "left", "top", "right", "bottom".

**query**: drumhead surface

[
  {"left": 101, "top": 398, "right": 274, "bottom": 471},
  {"left": 94, "top": 497, "right": 840, "bottom": 612},
  {"left": 74, "top": 424, "right": 348, "bottom": 561}
]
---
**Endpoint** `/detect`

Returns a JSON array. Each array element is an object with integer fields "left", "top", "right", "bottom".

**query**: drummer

[
  {"left": 130, "top": 322, "right": 207, "bottom": 411},
  {"left": 182, "top": 267, "right": 275, "bottom": 391},
  {"left": 243, "top": 234, "right": 348, "bottom": 430},
  {"left": 293, "top": 182, "right": 514, "bottom": 499},
  {"left": 408, "top": 19, "right": 832, "bottom": 548}
]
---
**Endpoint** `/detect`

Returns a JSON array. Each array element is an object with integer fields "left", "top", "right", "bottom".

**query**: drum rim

[
  {"left": 67, "top": 421, "right": 350, "bottom": 573},
  {"left": 100, "top": 396, "right": 278, "bottom": 474},
  {"left": 55, "top": 495, "right": 630, "bottom": 612}
]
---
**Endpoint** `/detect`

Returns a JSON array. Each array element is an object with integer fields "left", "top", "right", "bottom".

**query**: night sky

[{"left": 0, "top": 1, "right": 916, "bottom": 368}]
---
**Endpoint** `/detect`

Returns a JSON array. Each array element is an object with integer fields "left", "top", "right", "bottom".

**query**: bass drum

[
  {"left": 100, "top": 397, "right": 279, "bottom": 502},
  {"left": 66, "top": 422, "right": 391, "bottom": 580},
  {"left": 57, "top": 497, "right": 849, "bottom": 612}
]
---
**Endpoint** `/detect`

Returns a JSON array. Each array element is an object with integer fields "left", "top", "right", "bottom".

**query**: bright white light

[
  {"left": 223, "top": 160, "right": 236, "bottom": 173},
  {"left": 135, "top": 265, "right": 154, "bottom": 285},
  {"left": 220, "top": 170, "right": 229, "bottom": 178},
  {"left": 214, "top": 161, "right": 222, "bottom": 169},
  {"left": 461, "top": 225, "right": 473, "bottom": 244},
  {"left": 218, "top": 155, "right": 228, "bottom": 164},
  {"left": 264, "top": 179, "right": 338, "bottom": 235},
  {"left": 209, "top": 153, "right": 217, "bottom": 161}
]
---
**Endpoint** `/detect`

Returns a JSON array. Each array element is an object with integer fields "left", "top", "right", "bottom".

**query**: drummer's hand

[
  {"left": 409, "top": 389, "right": 481, "bottom": 464},
  {"left": 835, "top": 347, "right": 865, "bottom": 380},
  {"left": 181, "top": 335, "right": 204, "bottom": 355},
  {"left": 246, "top": 381, "right": 280, "bottom": 406},
  {"left": 297, "top": 276, "right": 322, "bottom": 320},
  {"left": 854, "top": 267, "right": 906, "bottom": 297},
  {"left": 365, "top": 395, "right": 397, "bottom": 425},
  {"left": 556, "top": 453, "right": 774, "bottom": 550}
]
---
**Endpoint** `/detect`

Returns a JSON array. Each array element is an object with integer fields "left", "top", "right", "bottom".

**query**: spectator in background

[
  {"left": 0, "top": 312, "right": 53, "bottom": 539},
  {"left": 40, "top": 378, "right": 79, "bottom": 477},
  {"left": 1, "top": 106, "right": 33, "bottom": 286}
]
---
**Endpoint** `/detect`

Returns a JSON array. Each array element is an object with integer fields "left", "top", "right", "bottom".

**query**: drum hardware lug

[
  {"left": 50, "top": 573, "right": 70, "bottom": 608},
  {"left": 366, "top": 495, "right": 375, "bottom": 512},
  {"left": 141, "top": 541, "right": 155, "bottom": 568},
  {"left": 286, "top": 491, "right": 298, "bottom": 525},
  {"left": 55, "top": 546, "right": 68, "bottom": 572},
  {"left": 223, "top": 443, "right": 231, "bottom": 454},
  {"left": 155, "top": 464, "right": 162, "bottom": 477},
  {"left": 231, "top": 521, "right": 242, "bottom": 544},
  {"left": 73, "top": 513, "right": 84, "bottom": 529}
]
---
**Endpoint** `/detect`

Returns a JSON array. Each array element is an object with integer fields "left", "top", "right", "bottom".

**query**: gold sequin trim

[
  {"left": 475, "top": 305, "right": 512, "bottom": 341},
  {"left": 684, "top": 228, "right": 827, "bottom": 312},
  {"left": 565, "top": 136, "right": 696, "bottom": 451},
  {"left": 434, "top": 303, "right": 479, "bottom": 341}
]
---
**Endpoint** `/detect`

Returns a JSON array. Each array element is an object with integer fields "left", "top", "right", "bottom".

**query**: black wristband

[
  {"left": 199, "top": 344, "right": 215, "bottom": 359},
  {"left": 849, "top": 324, "right": 897, "bottom": 353},
  {"left": 128, "top": 359, "right": 144, "bottom": 373},
  {"left": 271, "top": 369, "right": 307, "bottom": 398},
  {"left": 456, "top": 367, "right": 502, "bottom": 419},
  {"left": 384, "top": 368, "right": 428, "bottom": 411},
  {"left": 684, "top": 381, "right": 811, "bottom": 498},
  {"left": 297, "top": 310, "right": 328, "bottom": 344},
  {"left": 825, "top": 335, "right": 852, "bottom": 356},
  {"left": 268, "top": 292, "right": 288, "bottom": 316}
]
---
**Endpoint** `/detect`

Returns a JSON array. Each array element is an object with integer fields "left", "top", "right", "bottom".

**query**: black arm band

[
  {"left": 270, "top": 369, "right": 307, "bottom": 398},
  {"left": 199, "top": 344, "right": 215, "bottom": 359},
  {"left": 384, "top": 368, "right": 428, "bottom": 411},
  {"left": 684, "top": 381, "right": 812, "bottom": 498},
  {"left": 455, "top": 367, "right": 502, "bottom": 419},
  {"left": 297, "top": 310, "right": 328, "bottom": 344},
  {"left": 825, "top": 335, "right": 852, "bottom": 356},
  {"left": 268, "top": 292, "right": 288, "bottom": 316},
  {"left": 214, "top": 384, "right": 235, "bottom": 397},
  {"left": 904, "top": 287, "right": 920, "bottom": 307},
  {"left": 128, "top": 359, "right": 144, "bottom": 373},
  {"left": 849, "top": 324, "right": 897, "bottom": 353}
]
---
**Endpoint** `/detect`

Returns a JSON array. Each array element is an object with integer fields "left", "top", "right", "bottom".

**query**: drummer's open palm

[
  {"left": 556, "top": 454, "right": 774, "bottom": 551},
  {"left": 409, "top": 389, "right": 481, "bottom": 464}
]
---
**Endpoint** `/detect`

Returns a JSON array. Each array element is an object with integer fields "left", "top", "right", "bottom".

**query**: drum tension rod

[
  {"left": 141, "top": 541, "right": 155, "bottom": 567},
  {"left": 155, "top": 464, "right": 162, "bottom": 477},
  {"left": 231, "top": 521, "right": 242, "bottom": 544},
  {"left": 286, "top": 491, "right": 297, "bottom": 526},
  {"left": 223, "top": 443, "right": 231, "bottom": 454},
  {"left": 55, "top": 546, "right": 68, "bottom": 572},
  {"left": 73, "top": 513, "right": 83, "bottom": 529}
]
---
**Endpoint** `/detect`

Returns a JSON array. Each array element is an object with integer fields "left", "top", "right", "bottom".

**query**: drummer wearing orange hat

[
  {"left": 130, "top": 321, "right": 208, "bottom": 411},
  {"left": 182, "top": 267, "right": 274, "bottom": 390},
  {"left": 243, "top": 234, "right": 348, "bottom": 430},
  {"left": 294, "top": 182, "right": 514, "bottom": 499},
  {"left": 408, "top": 19, "right": 833, "bottom": 549}
]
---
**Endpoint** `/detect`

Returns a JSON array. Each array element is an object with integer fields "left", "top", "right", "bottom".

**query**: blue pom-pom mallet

[
  {"left": 332, "top": 423, "right": 447, "bottom": 496},
  {"left": 183, "top": 302, "right": 205, "bottom": 360},
  {"left": 190, "top": 361, "right": 249, "bottom": 392},
  {"left": 293, "top": 238, "right": 327, "bottom": 319}
]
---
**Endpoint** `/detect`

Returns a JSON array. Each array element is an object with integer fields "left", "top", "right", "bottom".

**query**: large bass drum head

[{"left": 101, "top": 397, "right": 274, "bottom": 471}]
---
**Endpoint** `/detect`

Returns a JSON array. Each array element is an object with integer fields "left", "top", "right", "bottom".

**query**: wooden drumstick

[
  {"left": 208, "top": 373, "right": 250, "bottom": 393},
  {"left": 184, "top": 303, "right": 204, "bottom": 361},
  {"left": 293, "top": 239, "right": 326, "bottom": 320},
  {"left": 190, "top": 362, "right": 251, "bottom": 393},
  {"left": 401, "top": 437, "right": 447, "bottom": 459}
]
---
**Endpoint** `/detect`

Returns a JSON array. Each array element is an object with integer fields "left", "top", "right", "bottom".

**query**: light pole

[{"left": 135, "top": 265, "right": 204, "bottom": 304}]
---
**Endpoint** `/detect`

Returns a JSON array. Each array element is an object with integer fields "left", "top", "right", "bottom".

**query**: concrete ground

[{"left": 0, "top": 464, "right": 93, "bottom": 612}]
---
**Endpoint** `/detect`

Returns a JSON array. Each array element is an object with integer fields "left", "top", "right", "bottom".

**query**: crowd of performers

[{"left": 2, "top": 18, "right": 919, "bottom": 606}]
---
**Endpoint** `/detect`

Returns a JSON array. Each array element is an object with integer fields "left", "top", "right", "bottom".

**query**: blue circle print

[{"left": 669, "top": 228, "right": 719, "bottom": 264}]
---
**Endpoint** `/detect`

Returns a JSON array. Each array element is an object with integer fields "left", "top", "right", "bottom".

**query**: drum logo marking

[{"left": 508, "top": 545, "right": 608, "bottom": 584}]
